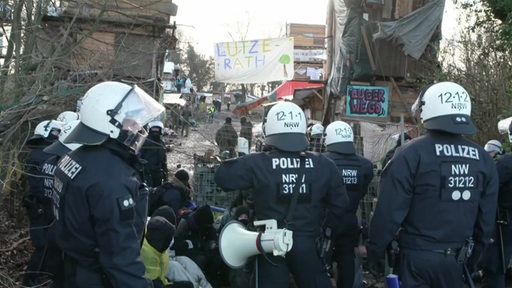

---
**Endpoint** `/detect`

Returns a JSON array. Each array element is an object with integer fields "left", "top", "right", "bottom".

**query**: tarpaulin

[
  {"left": 232, "top": 96, "right": 269, "bottom": 116},
  {"left": 373, "top": 0, "right": 445, "bottom": 60},
  {"left": 267, "top": 81, "right": 324, "bottom": 102}
]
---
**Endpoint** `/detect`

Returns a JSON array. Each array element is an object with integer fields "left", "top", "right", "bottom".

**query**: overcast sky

[
  {"left": 172, "top": 0, "right": 460, "bottom": 57},
  {"left": 173, "top": 0, "right": 329, "bottom": 56}
]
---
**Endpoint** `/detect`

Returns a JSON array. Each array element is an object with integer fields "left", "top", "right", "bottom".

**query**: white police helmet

[
  {"left": 264, "top": 101, "right": 307, "bottom": 152},
  {"left": 310, "top": 123, "right": 324, "bottom": 138},
  {"left": 148, "top": 120, "right": 164, "bottom": 134},
  {"left": 33, "top": 120, "right": 63, "bottom": 138},
  {"left": 411, "top": 81, "right": 475, "bottom": 134},
  {"left": 44, "top": 120, "right": 83, "bottom": 156},
  {"left": 324, "top": 121, "right": 356, "bottom": 154},
  {"left": 56, "top": 111, "right": 80, "bottom": 123},
  {"left": 65, "top": 81, "right": 165, "bottom": 153},
  {"left": 484, "top": 139, "right": 503, "bottom": 155},
  {"left": 27, "top": 120, "right": 64, "bottom": 146}
]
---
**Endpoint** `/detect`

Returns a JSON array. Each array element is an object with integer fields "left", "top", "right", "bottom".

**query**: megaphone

[{"left": 219, "top": 219, "right": 293, "bottom": 269}]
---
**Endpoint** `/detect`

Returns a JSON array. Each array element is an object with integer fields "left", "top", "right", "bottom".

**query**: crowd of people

[{"left": 19, "top": 80, "right": 512, "bottom": 288}]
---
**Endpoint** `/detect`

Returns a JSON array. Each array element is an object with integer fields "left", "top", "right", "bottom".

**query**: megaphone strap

[
  {"left": 256, "top": 231, "right": 279, "bottom": 266},
  {"left": 256, "top": 232, "right": 263, "bottom": 253},
  {"left": 284, "top": 154, "right": 306, "bottom": 229}
]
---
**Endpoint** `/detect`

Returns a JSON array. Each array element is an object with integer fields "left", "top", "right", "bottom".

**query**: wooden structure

[
  {"left": 32, "top": 0, "right": 178, "bottom": 93},
  {"left": 326, "top": 0, "right": 443, "bottom": 124},
  {"left": 366, "top": 0, "right": 438, "bottom": 79},
  {"left": 287, "top": 23, "right": 325, "bottom": 81}
]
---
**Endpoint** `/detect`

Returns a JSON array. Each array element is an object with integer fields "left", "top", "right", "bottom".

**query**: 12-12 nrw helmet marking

[
  {"left": 324, "top": 121, "right": 356, "bottom": 154},
  {"left": 412, "top": 81, "right": 476, "bottom": 135}
]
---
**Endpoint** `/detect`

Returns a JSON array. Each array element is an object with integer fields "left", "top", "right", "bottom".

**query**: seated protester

[
  {"left": 152, "top": 205, "right": 177, "bottom": 227},
  {"left": 172, "top": 204, "right": 228, "bottom": 286},
  {"left": 224, "top": 205, "right": 254, "bottom": 288},
  {"left": 141, "top": 216, "right": 175, "bottom": 288},
  {"left": 217, "top": 190, "right": 254, "bottom": 232},
  {"left": 148, "top": 169, "right": 192, "bottom": 217},
  {"left": 167, "top": 255, "right": 213, "bottom": 288},
  {"left": 218, "top": 203, "right": 253, "bottom": 234},
  {"left": 151, "top": 206, "right": 204, "bottom": 288}
]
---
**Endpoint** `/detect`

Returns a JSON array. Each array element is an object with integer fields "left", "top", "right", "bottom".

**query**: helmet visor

[
  {"left": 119, "top": 118, "right": 148, "bottom": 154},
  {"left": 122, "top": 85, "right": 165, "bottom": 127}
]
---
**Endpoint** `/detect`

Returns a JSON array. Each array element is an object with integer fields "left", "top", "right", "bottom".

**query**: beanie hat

[
  {"left": 151, "top": 205, "right": 177, "bottom": 226},
  {"left": 225, "top": 117, "right": 232, "bottom": 124},
  {"left": 146, "top": 216, "right": 175, "bottom": 253},
  {"left": 174, "top": 169, "right": 190, "bottom": 184},
  {"left": 192, "top": 204, "right": 213, "bottom": 227}
]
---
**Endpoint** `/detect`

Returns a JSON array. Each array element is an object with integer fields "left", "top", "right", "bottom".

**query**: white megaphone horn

[{"left": 219, "top": 219, "right": 293, "bottom": 269}]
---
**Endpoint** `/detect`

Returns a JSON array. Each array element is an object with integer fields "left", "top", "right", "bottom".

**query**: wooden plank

[
  {"left": 361, "top": 25, "right": 376, "bottom": 71},
  {"left": 61, "top": 2, "right": 170, "bottom": 23},
  {"left": 287, "top": 23, "right": 326, "bottom": 48},
  {"left": 63, "top": 0, "right": 174, "bottom": 15},
  {"left": 395, "top": 0, "right": 413, "bottom": 18},
  {"left": 72, "top": 31, "right": 115, "bottom": 71},
  {"left": 382, "top": 0, "right": 394, "bottom": 19}
]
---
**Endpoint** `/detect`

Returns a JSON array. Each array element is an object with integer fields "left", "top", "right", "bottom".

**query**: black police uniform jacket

[
  {"left": 367, "top": 130, "right": 499, "bottom": 259},
  {"left": 39, "top": 155, "right": 60, "bottom": 224},
  {"left": 495, "top": 153, "right": 512, "bottom": 209},
  {"left": 24, "top": 145, "right": 55, "bottom": 221},
  {"left": 52, "top": 140, "right": 151, "bottom": 287},
  {"left": 214, "top": 150, "right": 350, "bottom": 237},
  {"left": 24, "top": 140, "right": 55, "bottom": 209},
  {"left": 323, "top": 151, "right": 374, "bottom": 236},
  {"left": 148, "top": 177, "right": 191, "bottom": 216}
]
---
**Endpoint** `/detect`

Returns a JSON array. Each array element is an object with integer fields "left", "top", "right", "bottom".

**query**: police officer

[
  {"left": 22, "top": 119, "right": 63, "bottom": 286},
  {"left": 479, "top": 128, "right": 512, "bottom": 287},
  {"left": 140, "top": 120, "right": 168, "bottom": 187},
  {"left": 484, "top": 139, "right": 503, "bottom": 159},
  {"left": 323, "top": 120, "right": 374, "bottom": 288},
  {"left": 56, "top": 110, "right": 80, "bottom": 123},
  {"left": 215, "top": 101, "right": 351, "bottom": 288},
  {"left": 40, "top": 119, "right": 82, "bottom": 287},
  {"left": 307, "top": 123, "right": 325, "bottom": 152},
  {"left": 367, "top": 81, "right": 499, "bottom": 287},
  {"left": 52, "top": 81, "right": 165, "bottom": 287}
]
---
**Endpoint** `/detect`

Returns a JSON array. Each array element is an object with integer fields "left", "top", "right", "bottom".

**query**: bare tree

[{"left": 440, "top": 1, "right": 512, "bottom": 145}]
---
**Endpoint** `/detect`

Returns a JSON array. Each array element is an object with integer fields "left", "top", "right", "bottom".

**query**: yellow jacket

[{"left": 140, "top": 238, "right": 170, "bottom": 285}]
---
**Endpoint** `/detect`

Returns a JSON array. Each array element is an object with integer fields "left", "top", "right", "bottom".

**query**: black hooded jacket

[{"left": 148, "top": 176, "right": 192, "bottom": 216}]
